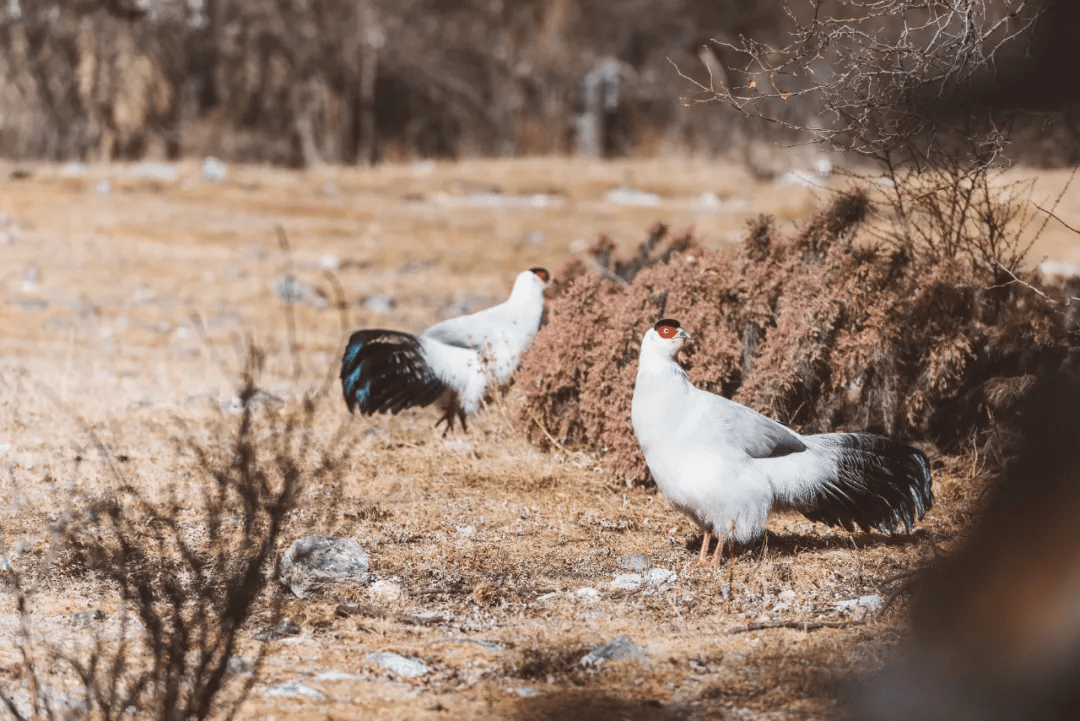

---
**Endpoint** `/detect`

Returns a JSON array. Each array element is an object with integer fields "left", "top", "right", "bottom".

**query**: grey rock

[
  {"left": 645, "top": 568, "right": 677, "bottom": 586},
  {"left": 362, "top": 294, "right": 396, "bottom": 314},
  {"left": 0, "top": 231, "right": 12, "bottom": 245},
  {"left": 201, "top": 156, "right": 229, "bottom": 183},
  {"left": 129, "top": 163, "right": 179, "bottom": 182},
  {"left": 279, "top": 535, "right": 370, "bottom": 598},
  {"left": 610, "top": 573, "right": 643, "bottom": 591},
  {"left": 264, "top": 681, "right": 323, "bottom": 699},
  {"left": 604, "top": 186, "right": 661, "bottom": 206},
  {"left": 59, "top": 162, "right": 89, "bottom": 178},
  {"left": 513, "top": 687, "right": 540, "bottom": 697},
  {"left": 580, "top": 636, "right": 646, "bottom": 668},
  {"left": 574, "top": 587, "right": 600, "bottom": 602},
  {"left": 314, "top": 670, "right": 365, "bottom": 682},
  {"left": 94, "top": 180, "right": 111, "bottom": 196},
  {"left": 618, "top": 554, "right": 649, "bottom": 572},
  {"left": 836, "top": 594, "right": 883, "bottom": 612},
  {"left": 71, "top": 609, "right": 105, "bottom": 623},
  {"left": 365, "top": 651, "right": 430, "bottom": 678},
  {"left": 272, "top": 276, "right": 328, "bottom": 308}
]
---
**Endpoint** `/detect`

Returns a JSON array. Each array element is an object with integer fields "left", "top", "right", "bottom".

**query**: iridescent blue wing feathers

[{"left": 340, "top": 330, "right": 447, "bottom": 415}]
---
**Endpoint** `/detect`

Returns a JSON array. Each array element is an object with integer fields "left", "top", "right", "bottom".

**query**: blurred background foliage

[{"left": 1, "top": 0, "right": 1077, "bottom": 166}]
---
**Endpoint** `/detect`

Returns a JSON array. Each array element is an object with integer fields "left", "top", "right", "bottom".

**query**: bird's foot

[
  {"left": 688, "top": 531, "right": 716, "bottom": 571},
  {"left": 435, "top": 411, "right": 455, "bottom": 436}
]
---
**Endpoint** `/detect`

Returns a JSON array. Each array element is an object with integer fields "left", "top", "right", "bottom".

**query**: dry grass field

[{"left": 1, "top": 156, "right": 1079, "bottom": 720}]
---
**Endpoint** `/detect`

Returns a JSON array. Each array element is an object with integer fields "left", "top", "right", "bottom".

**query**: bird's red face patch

[
  {"left": 530, "top": 267, "right": 550, "bottom": 283},
  {"left": 654, "top": 318, "right": 682, "bottom": 339}
]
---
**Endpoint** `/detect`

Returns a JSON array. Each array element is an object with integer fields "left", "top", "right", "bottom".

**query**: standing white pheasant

[
  {"left": 631, "top": 318, "right": 933, "bottom": 566},
  {"left": 340, "top": 267, "right": 549, "bottom": 432}
]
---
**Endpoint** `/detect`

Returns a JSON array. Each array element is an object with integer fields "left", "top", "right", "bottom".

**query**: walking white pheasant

[
  {"left": 631, "top": 319, "right": 933, "bottom": 567},
  {"left": 340, "top": 267, "right": 549, "bottom": 432}
]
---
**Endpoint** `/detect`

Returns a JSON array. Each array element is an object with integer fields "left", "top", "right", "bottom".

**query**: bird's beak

[{"left": 678, "top": 329, "right": 692, "bottom": 341}]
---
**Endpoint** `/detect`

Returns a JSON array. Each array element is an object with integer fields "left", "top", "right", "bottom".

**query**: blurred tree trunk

[
  {"left": 201, "top": 0, "right": 228, "bottom": 109},
  {"left": 356, "top": 0, "right": 382, "bottom": 165}
]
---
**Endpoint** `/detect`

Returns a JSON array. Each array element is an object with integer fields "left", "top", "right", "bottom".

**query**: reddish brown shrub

[{"left": 519, "top": 192, "right": 1072, "bottom": 484}]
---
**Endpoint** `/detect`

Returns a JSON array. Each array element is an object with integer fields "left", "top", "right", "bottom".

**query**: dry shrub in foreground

[
  {"left": 0, "top": 349, "right": 349, "bottom": 720},
  {"left": 519, "top": 187, "right": 1072, "bottom": 483}
]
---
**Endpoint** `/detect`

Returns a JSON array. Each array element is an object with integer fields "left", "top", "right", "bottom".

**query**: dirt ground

[{"left": 1, "top": 156, "right": 1079, "bottom": 720}]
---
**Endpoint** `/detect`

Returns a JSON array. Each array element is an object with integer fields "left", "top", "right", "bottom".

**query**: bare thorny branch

[{"left": 677, "top": 0, "right": 1045, "bottom": 160}]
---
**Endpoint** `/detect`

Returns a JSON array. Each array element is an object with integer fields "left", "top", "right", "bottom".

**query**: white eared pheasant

[
  {"left": 632, "top": 319, "right": 933, "bottom": 567},
  {"left": 340, "top": 267, "right": 549, "bottom": 432}
]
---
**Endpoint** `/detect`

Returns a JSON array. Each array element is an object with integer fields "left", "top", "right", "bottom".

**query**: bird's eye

[
  {"left": 658, "top": 326, "right": 676, "bottom": 338},
  {"left": 530, "top": 267, "right": 550, "bottom": 282}
]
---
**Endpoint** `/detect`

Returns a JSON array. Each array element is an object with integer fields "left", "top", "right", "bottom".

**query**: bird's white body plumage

[
  {"left": 632, "top": 323, "right": 932, "bottom": 545},
  {"left": 418, "top": 270, "right": 547, "bottom": 414}
]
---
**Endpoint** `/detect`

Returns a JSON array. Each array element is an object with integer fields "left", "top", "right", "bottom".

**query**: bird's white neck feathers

[
  {"left": 507, "top": 270, "right": 547, "bottom": 310},
  {"left": 636, "top": 329, "right": 688, "bottom": 379}
]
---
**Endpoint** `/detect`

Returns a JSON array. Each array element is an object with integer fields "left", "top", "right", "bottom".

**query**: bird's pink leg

[
  {"left": 689, "top": 530, "right": 712, "bottom": 569},
  {"left": 707, "top": 536, "right": 728, "bottom": 568}
]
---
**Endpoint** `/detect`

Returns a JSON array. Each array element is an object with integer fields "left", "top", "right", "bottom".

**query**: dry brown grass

[{"left": 0, "top": 156, "right": 1077, "bottom": 719}]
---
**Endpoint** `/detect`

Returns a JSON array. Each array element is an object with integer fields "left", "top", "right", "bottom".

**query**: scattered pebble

[
  {"left": 428, "top": 191, "right": 562, "bottom": 209},
  {"left": 94, "top": 180, "right": 111, "bottom": 196},
  {"left": 574, "top": 587, "right": 600, "bottom": 602},
  {"left": 319, "top": 253, "right": 340, "bottom": 269},
  {"left": 369, "top": 579, "right": 404, "bottom": 604},
  {"left": 201, "top": 156, "right": 229, "bottom": 183},
  {"left": 129, "top": 163, "right": 179, "bottom": 182},
  {"left": 836, "top": 594, "right": 884, "bottom": 612},
  {"left": 513, "top": 687, "right": 540, "bottom": 697},
  {"left": 59, "top": 162, "right": 88, "bottom": 178},
  {"left": 365, "top": 651, "right": 430, "bottom": 678},
  {"left": 362, "top": 295, "right": 396, "bottom": 313},
  {"left": 617, "top": 554, "right": 648, "bottom": 572},
  {"left": 604, "top": 186, "right": 661, "bottom": 206},
  {"left": 645, "top": 568, "right": 677, "bottom": 586},
  {"left": 610, "top": 573, "right": 643, "bottom": 591},
  {"left": 71, "top": 609, "right": 105, "bottom": 623},
  {"left": 279, "top": 536, "right": 371, "bottom": 599},
  {"left": 314, "top": 670, "right": 365, "bottom": 682},
  {"left": 272, "top": 276, "right": 328, "bottom": 308},
  {"left": 264, "top": 682, "right": 323, "bottom": 699},
  {"left": 536, "top": 591, "right": 559, "bottom": 602},
  {"left": 21, "top": 264, "right": 38, "bottom": 292},
  {"left": 580, "top": 636, "right": 646, "bottom": 668}
]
